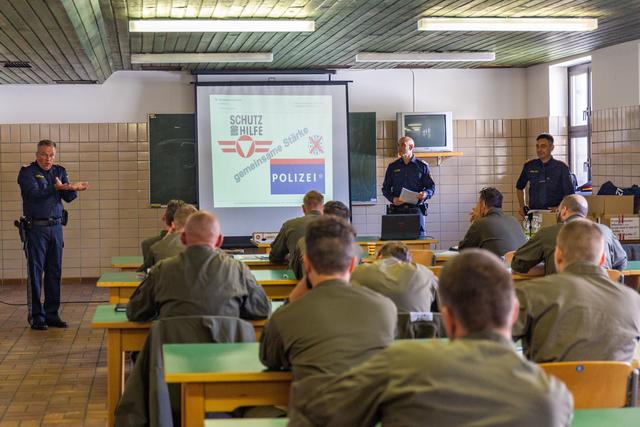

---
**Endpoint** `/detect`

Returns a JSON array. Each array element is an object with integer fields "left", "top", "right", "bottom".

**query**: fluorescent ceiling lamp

[
  {"left": 356, "top": 52, "right": 495, "bottom": 63},
  {"left": 129, "top": 19, "right": 315, "bottom": 32},
  {"left": 131, "top": 53, "right": 273, "bottom": 63},
  {"left": 418, "top": 17, "right": 598, "bottom": 32}
]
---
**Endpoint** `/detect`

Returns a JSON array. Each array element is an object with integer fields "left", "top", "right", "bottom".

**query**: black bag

[{"left": 597, "top": 181, "right": 640, "bottom": 213}]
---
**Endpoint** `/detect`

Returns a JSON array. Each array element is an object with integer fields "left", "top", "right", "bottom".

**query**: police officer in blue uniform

[
  {"left": 18, "top": 140, "right": 89, "bottom": 330},
  {"left": 382, "top": 136, "right": 436, "bottom": 236},
  {"left": 516, "top": 133, "right": 574, "bottom": 217}
]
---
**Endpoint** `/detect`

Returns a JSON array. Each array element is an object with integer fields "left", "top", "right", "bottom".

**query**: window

[{"left": 568, "top": 63, "right": 592, "bottom": 188}]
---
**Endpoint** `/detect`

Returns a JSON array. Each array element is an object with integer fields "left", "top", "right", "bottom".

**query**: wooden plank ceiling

[{"left": 1, "top": 0, "right": 639, "bottom": 84}]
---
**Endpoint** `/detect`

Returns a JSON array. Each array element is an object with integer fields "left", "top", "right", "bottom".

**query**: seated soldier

[
  {"left": 291, "top": 200, "right": 350, "bottom": 279},
  {"left": 291, "top": 249, "right": 573, "bottom": 427},
  {"left": 139, "top": 199, "right": 185, "bottom": 270},
  {"left": 269, "top": 190, "right": 324, "bottom": 269},
  {"left": 127, "top": 211, "right": 271, "bottom": 321},
  {"left": 512, "top": 194, "right": 627, "bottom": 275},
  {"left": 141, "top": 204, "right": 197, "bottom": 271},
  {"left": 350, "top": 241, "right": 438, "bottom": 313},
  {"left": 458, "top": 187, "right": 526, "bottom": 257},
  {"left": 260, "top": 216, "right": 396, "bottom": 409},
  {"left": 513, "top": 219, "right": 640, "bottom": 363}
]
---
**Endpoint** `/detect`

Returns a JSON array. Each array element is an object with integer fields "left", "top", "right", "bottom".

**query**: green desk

[
  {"left": 201, "top": 408, "right": 640, "bottom": 427},
  {"left": 97, "top": 271, "right": 143, "bottom": 303},
  {"left": 232, "top": 254, "right": 285, "bottom": 270},
  {"left": 111, "top": 255, "right": 143, "bottom": 270},
  {"left": 96, "top": 270, "right": 295, "bottom": 303},
  {"left": 92, "top": 303, "right": 282, "bottom": 427},
  {"left": 250, "top": 269, "right": 296, "bottom": 299},
  {"left": 113, "top": 254, "right": 284, "bottom": 271},
  {"left": 252, "top": 236, "right": 439, "bottom": 255},
  {"left": 163, "top": 343, "right": 292, "bottom": 427}
]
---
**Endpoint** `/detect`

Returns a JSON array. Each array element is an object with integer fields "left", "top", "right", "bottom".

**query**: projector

[{"left": 252, "top": 232, "right": 279, "bottom": 244}]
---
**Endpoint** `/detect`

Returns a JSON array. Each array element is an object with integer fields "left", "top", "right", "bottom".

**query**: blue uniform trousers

[{"left": 25, "top": 224, "right": 63, "bottom": 325}]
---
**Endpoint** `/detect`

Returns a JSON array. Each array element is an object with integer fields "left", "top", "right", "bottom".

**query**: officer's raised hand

[{"left": 54, "top": 177, "right": 89, "bottom": 192}]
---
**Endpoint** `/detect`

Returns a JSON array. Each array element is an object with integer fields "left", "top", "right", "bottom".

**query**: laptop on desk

[{"left": 380, "top": 214, "right": 421, "bottom": 240}]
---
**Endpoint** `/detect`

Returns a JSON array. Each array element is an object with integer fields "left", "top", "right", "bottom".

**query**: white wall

[
  {"left": 337, "top": 68, "right": 528, "bottom": 120},
  {"left": 0, "top": 68, "right": 529, "bottom": 124},
  {"left": 526, "top": 64, "right": 550, "bottom": 118},
  {"left": 0, "top": 71, "right": 195, "bottom": 123},
  {"left": 549, "top": 66, "right": 568, "bottom": 117},
  {"left": 591, "top": 40, "right": 640, "bottom": 110}
]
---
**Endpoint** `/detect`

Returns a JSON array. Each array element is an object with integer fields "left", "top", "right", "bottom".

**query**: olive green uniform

[
  {"left": 459, "top": 208, "right": 526, "bottom": 257},
  {"left": 269, "top": 210, "right": 321, "bottom": 268},
  {"left": 350, "top": 257, "right": 438, "bottom": 312},
  {"left": 513, "top": 261, "right": 640, "bottom": 363},
  {"left": 260, "top": 279, "right": 396, "bottom": 408},
  {"left": 292, "top": 332, "right": 573, "bottom": 427},
  {"left": 127, "top": 245, "right": 271, "bottom": 321},
  {"left": 511, "top": 215, "right": 627, "bottom": 274}
]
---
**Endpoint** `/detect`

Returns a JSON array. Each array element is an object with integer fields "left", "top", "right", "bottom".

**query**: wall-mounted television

[{"left": 396, "top": 112, "right": 453, "bottom": 152}]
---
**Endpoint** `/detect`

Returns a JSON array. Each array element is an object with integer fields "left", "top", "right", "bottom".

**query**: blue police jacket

[
  {"left": 516, "top": 157, "right": 574, "bottom": 209},
  {"left": 382, "top": 156, "right": 436, "bottom": 203},
  {"left": 18, "top": 162, "right": 77, "bottom": 219}
]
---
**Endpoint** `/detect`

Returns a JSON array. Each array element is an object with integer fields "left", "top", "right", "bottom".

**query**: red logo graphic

[
  {"left": 218, "top": 135, "right": 272, "bottom": 158},
  {"left": 308, "top": 135, "right": 324, "bottom": 155}
]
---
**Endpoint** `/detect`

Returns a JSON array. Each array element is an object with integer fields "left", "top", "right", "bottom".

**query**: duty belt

[{"left": 30, "top": 218, "right": 62, "bottom": 226}]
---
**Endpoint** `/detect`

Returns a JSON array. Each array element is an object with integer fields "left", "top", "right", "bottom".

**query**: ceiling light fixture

[
  {"left": 130, "top": 53, "right": 273, "bottom": 63},
  {"left": 417, "top": 17, "right": 598, "bottom": 32},
  {"left": 355, "top": 52, "right": 496, "bottom": 63},
  {"left": 129, "top": 19, "right": 315, "bottom": 32}
]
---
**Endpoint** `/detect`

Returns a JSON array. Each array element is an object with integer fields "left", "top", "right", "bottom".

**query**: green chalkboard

[
  {"left": 349, "top": 112, "right": 377, "bottom": 204},
  {"left": 149, "top": 114, "right": 197, "bottom": 205}
]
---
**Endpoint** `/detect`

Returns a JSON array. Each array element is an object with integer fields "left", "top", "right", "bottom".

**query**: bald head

[
  {"left": 559, "top": 194, "right": 588, "bottom": 218},
  {"left": 398, "top": 136, "right": 415, "bottom": 158},
  {"left": 182, "top": 211, "right": 223, "bottom": 248}
]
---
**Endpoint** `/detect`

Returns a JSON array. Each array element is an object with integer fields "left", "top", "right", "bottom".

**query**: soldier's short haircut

[
  {"left": 173, "top": 204, "right": 198, "bottom": 230},
  {"left": 557, "top": 219, "right": 604, "bottom": 266},
  {"left": 165, "top": 199, "right": 186, "bottom": 227},
  {"left": 378, "top": 241, "right": 411, "bottom": 263},
  {"left": 38, "top": 139, "right": 56, "bottom": 149},
  {"left": 305, "top": 216, "right": 355, "bottom": 275},
  {"left": 479, "top": 187, "right": 503, "bottom": 209},
  {"left": 559, "top": 194, "right": 588, "bottom": 217},
  {"left": 439, "top": 249, "right": 514, "bottom": 332},
  {"left": 323, "top": 200, "right": 350, "bottom": 220},
  {"left": 303, "top": 190, "right": 324, "bottom": 209},
  {"left": 536, "top": 133, "right": 555, "bottom": 145}
]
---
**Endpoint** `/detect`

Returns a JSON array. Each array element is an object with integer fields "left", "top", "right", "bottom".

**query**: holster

[
  {"left": 14, "top": 217, "right": 29, "bottom": 248},
  {"left": 62, "top": 209, "right": 68, "bottom": 226}
]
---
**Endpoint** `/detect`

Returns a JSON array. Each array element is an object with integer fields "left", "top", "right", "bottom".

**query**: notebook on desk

[{"left": 380, "top": 214, "right": 421, "bottom": 240}]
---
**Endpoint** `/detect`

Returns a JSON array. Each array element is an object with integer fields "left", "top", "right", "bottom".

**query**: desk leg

[
  {"left": 109, "top": 289, "right": 118, "bottom": 304},
  {"left": 182, "top": 383, "right": 204, "bottom": 427},
  {"left": 107, "top": 329, "right": 124, "bottom": 427}
]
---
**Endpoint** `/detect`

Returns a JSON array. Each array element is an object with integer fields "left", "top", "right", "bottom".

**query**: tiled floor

[{"left": 0, "top": 283, "right": 109, "bottom": 426}]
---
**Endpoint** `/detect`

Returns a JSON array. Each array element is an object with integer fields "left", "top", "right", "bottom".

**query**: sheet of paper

[{"left": 400, "top": 187, "right": 420, "bottom": 205}]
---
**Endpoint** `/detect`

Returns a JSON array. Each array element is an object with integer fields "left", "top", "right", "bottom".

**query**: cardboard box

[
  {"left": 601, "top": 214, "right": 640, "bottom": 241},
  {"left": 584, "top": 195, "right": 634, "bottom": 217}
]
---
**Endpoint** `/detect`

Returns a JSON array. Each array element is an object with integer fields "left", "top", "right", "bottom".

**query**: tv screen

[{"left": 397, "top": 112, "right": 453, "bottom": 152}]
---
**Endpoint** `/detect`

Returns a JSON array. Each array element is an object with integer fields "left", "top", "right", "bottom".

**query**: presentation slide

[
  {"left": 210, "top": 94, "right": 333, "bottom": 207},
  {"left": 196, "top": 82, "right": 350, "bottom": 236}
]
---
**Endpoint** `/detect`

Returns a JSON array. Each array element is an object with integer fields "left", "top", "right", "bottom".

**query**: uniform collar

[
  {"left": 395, "top": 155, "right": 418, "bottom": 165},
  {"left": 538, "top": 156, "right": 555, "bottom": 166},
  {"left": 184, "top": 244, "right": 221, "bottom": 256},
  {"left": 484, "top": 207, "right": 504, "bottom": 217},
  {"left": 458, "top": 330, "right": 514, "bottom": 348},
  {"left": 315, "top": 278, "right": 349, "bottom": 289},
  {"left": 562, "top": 261, "right": 608, "bottom": 278},
  {"left": 306, "top": 210, "right": 322, "bottom": 217},
  {"left": 33, "top": 161, "right": 52, "bottom": 174},
  {"left": 564, "top": 214, "right": 584, "bottom": 224}
]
